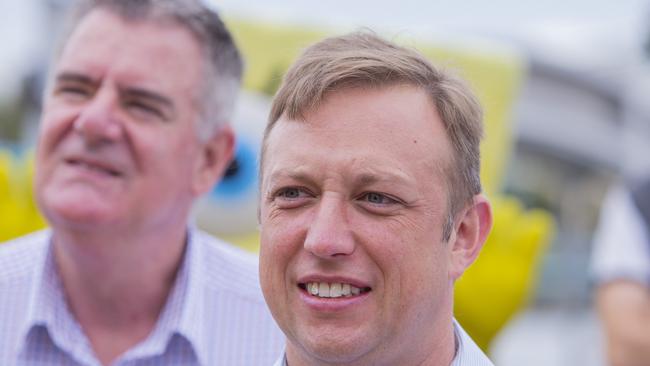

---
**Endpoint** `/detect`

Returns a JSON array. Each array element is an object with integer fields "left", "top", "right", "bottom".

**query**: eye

[
  {"left": 55, "top": 83, "right": 93, "bottom": 101},
  {"left": 271, "top": 187, "right": 313, "bottom": 209},
  {"left": 360, "top": 192, "right": 397, "bottom": 205},
  {"left": 124, "top": 100, "right": 166, "bottom": 121},
  {"left": 276, "top": 187, "right": 307, "bottom": 199}
]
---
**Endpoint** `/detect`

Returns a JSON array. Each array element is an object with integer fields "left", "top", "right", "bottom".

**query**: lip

[
  {"left": 64, "top": 156, "right": 124, "bottom": 177},
  {"left": 296, "top": 275, "right": 372, "bottom": 312}
]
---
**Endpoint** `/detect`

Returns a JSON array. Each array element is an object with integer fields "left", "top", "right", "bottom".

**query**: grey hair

[{"left": 53, "top": 0, "right": 243, "bottom": 138}]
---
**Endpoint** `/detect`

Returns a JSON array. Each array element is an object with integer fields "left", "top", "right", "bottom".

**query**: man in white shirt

[
  {"left": 592, "top": 179, "right": 650, "bottom": 366},
  {"left": 258, "top": 31, "right": 495, "bottom": 366},
  {"left": 0, "top": 0, "right": 283, "bottom": 364}
]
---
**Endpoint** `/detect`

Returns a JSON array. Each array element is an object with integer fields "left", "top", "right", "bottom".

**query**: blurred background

[{"left": 2, "top": 0, "right": 650, "bottom": 364}]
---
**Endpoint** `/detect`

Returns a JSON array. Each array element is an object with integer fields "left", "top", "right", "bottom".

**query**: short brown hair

[{"left": 263, "top": 31, "right": 484, "bottom": 241}]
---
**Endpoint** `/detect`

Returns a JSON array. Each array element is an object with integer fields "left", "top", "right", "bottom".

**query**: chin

[
  {"left": 298, "top": 331, "right": 373, "bottom": 365},
  {"left": 41, "top": 196, "right": 120, "bottom": 232}
]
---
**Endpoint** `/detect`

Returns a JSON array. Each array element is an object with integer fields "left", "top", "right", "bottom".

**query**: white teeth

[
  {"left": 330, "top": 283, "right": 342, "bottom": 298},
  {"left": 318, "top": 283, "right": 330, "bottom": 297},
  {"left": 341, "top": 283, "right": 351, "bottom": 296},
  {"left": 304, "top": 282, "right": 365, "bottom": 298}
]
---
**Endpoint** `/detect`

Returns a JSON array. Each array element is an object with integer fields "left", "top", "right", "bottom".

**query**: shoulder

[
  {"left": 190, "top": 229, "right": 264, "bottom": 299},
  {"left": 191, "top": 229, "right": 259, "bottom": 271},
  {"left": 0, "top": 230, "right": 50, "bottom": 285}
]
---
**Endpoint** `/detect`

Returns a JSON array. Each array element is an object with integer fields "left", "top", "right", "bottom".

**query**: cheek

[
  {"left": 259, "top": 224, "right": 299, "bottom": 319},
  {"left": 352, "top": 213, "right": 448, "bottom": 297},
  {"left": 129, "top": 126, "right": 195, "bottom": 177},
  {"left": 260, "top": 217, "right": 302, "bottom": 265},
  {"left": 260, "top": 209, "right": 308, "bottom": 281},
  {"left": 35, "top": 111, "right": 76, "bottom": 183}
]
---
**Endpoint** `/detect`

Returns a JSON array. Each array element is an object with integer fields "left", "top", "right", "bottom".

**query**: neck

[{"left": 52, "top": 220, "right": 189, "bottom": 365}]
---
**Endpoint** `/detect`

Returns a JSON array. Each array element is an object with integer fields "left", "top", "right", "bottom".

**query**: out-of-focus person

[
  {"left": 592, "top": 177, "right": 650, "bottom": 366},
  {"left": 0, "top": 0, "right": 283, "bottom": 365}
]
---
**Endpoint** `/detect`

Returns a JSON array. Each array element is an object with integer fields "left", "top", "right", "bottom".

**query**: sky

[{"left": 1, "top": 0, "right": 648, "bottom": 100}]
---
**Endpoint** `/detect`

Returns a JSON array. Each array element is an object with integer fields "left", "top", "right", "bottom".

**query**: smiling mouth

[
  {"left": 67, "top": 159, "right": 121, "bottom": 177},
  {"left": 299, "top": 282, "right": 372, "bottom": 298}
]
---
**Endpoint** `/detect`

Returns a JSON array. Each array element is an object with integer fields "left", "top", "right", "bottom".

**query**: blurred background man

[
  {"left": 592, "top": 177, "right": 650, "bottom": 366},
  {"left": 0, "top": 1, "right": 283, "bottom": 365}
]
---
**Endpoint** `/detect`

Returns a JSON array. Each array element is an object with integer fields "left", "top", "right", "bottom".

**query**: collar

[{"left": 17, "top": 227, "right": 208, "bottom": 365}]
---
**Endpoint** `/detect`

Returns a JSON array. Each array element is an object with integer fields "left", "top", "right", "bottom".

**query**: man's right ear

[
  {"left": 192, "top": 125, "right": 235, "bottom": 196},
  {"left": 448, "top": 194, "right": 493, "bottom": 280}
]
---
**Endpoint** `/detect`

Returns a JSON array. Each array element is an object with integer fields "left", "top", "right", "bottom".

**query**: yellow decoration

[{"left": 0, "top": 151, "right": 46, "bottom": 243}]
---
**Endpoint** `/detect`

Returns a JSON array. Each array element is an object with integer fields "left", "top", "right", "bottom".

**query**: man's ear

[
  {"left": 449, "top": 194, "right": 493, "bottom": 280},
  {"left": 192, "top": 124, "right": 235, "bottom": 196}
]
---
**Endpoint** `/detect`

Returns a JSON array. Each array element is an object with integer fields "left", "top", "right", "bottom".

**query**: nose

[
  {"left": 73, "top": 89, "right": 122, "bottom": 145},
  {"left": 304, "top": 195, "right": 356, "bottom": 259}
]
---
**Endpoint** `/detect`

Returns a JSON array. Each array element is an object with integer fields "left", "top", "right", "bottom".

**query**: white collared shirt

[
  {"left": 272, "top": 319, "right": 493, "bottom": 366},
  {"left": 0, "top": 228, "right": 285, "bottom": 365}
]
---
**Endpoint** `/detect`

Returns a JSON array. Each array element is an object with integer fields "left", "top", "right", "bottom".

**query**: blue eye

[
  {"left": 278, "top": 187, "right": 302, "bottom": 199},
  {"left": 366, "top": 192, "right": 385, "bottom": 204},
  {"left": 363, "top": 192, "right": 395, "bottom": 205}
]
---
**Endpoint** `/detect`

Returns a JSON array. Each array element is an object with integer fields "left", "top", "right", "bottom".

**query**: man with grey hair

[
  {"left": 0, "top": 0, "right": 283, "bottom": 365},
  {"left": 259, "top": 31, "right": 494, "bottom": 366}
]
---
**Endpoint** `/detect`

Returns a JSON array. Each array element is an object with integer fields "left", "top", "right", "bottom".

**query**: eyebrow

[
  {"left": 355, "top": 171, "right": 415, "bottom": 187},
  {"left": 55, "top": 71, "right": 97, "bottom": 86},
  {"left": 121, "top": 87, "right": 174, "bottom": 110},
  {"left": 265, "top": 167, "right": 415, "bottom": 189},
  {"left": 266, "top": 168, "right": 317, "bottom": 188}
]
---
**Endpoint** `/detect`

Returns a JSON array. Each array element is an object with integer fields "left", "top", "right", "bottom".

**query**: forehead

[
  {"left": 56, "top": 8, "right": 204, "bottom": 96},
  {"left": 264, "top": 85, "right": 453, "bottom": 182}
]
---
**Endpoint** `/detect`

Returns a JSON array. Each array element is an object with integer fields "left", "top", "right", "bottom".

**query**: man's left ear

[
  {"left": 192, "top": 124, "right": 235, "bottom": 196},
  {"left": 449, "top": 194, "right": 493, "bottom": 280}
]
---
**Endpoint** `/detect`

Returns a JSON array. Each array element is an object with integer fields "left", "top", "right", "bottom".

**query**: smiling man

[
  {"left": 0, "top": 0, "right": 283, "bottom": 365},
  {"left": 258, "top": 32, "right": 494, "bottom": 366}
]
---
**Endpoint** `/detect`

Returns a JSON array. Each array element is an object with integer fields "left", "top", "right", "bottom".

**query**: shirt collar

[{"left": 17, "top": 227, "right": 209, "bottom": 365}]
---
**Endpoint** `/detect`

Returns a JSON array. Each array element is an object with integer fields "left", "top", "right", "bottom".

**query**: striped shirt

[
  {"left": 0, "top": 228, "right": 285, "bottom": 366},
  {"left": 273, "top": 319, "right": 493, "bottom": 366}
]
